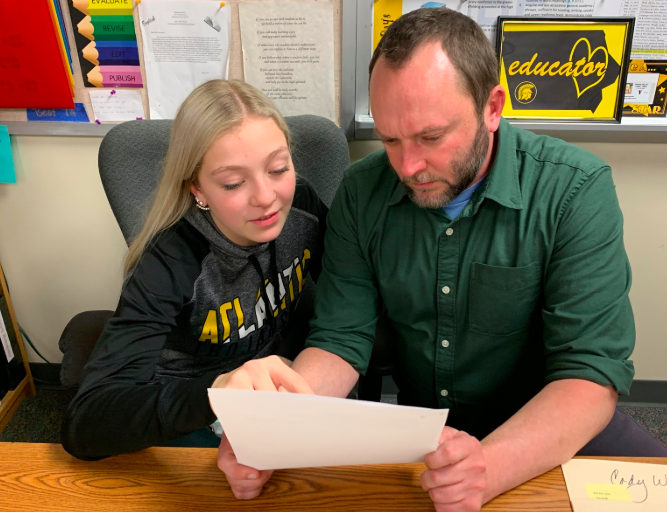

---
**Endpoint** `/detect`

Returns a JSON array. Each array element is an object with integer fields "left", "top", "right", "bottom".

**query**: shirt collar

[
  {"left": 387, "top": 117, "right": 523, "bottom": 211},
  {"left": 477, "top": 117, "right": 523, "bottom": 211}
]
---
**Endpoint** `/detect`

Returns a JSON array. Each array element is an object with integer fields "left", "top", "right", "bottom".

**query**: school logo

[
  {"left": 514, "top": 81, "right": 537, "bottom": 104},
  {"left": 501, "top": 30, "right": 621, "bottom": 113}
]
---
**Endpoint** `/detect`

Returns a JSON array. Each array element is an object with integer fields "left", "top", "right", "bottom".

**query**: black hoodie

[{"left": 62, "top": 180, "right": 327, "bottom": 460}]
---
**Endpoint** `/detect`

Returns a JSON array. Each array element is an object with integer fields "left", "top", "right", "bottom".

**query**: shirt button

[
  {"left": 445, "top": 228, "right": 454, "bottom": 236},
  {"left": 441, "top": 286, "right": 450, "bottom": 294},
  {"left": 440, "top": 389, "right": 449, "bottom": 397},
  {"left": 441, "top": 339, "right": 450, "bottom": 348}
]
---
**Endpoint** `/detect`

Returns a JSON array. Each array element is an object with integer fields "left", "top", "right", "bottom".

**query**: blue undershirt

[{"left": 443, "top": 177, "right": 486, "bottom": 220}]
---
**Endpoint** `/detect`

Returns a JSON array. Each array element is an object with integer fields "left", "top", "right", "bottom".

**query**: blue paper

[
  {"left": 27, "top": 103, "right": 89, "bottom": 122},
  {"left": 0, "top": 126, "right": 16, "bottom": 184}
]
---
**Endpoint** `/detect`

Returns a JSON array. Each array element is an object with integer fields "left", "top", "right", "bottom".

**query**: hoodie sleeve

[{"left": 61, "top": 223, "right": 220, "bottom": 461}]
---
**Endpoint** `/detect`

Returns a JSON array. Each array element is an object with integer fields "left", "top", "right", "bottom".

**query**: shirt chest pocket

[{"left": 468, "top": 262, "right": 541, "bottom": 336}]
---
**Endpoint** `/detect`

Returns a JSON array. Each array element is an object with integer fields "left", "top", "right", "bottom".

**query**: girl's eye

[
  {"left": 222, "top": 183, "right": 242, "bottom": 191},
  {"left": 270, "top": 166, "right": 290, "bottom": 175}
]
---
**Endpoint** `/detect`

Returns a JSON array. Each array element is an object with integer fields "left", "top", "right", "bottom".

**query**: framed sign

[
  {"left": 496, "top": 17, "right": 634, "bottom": 123},
  {"left": 623, "top": 60, "right": 667, "bottom": 118}
]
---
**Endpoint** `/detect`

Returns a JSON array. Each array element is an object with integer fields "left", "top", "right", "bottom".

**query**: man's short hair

[{"left": 369, "top": 8, "right": 499, "bottom": 117}]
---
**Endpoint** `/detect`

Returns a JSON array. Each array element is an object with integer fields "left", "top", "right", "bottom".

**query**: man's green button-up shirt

[{"left": 306, "top": 118, "right": 635, "bottom": 439}]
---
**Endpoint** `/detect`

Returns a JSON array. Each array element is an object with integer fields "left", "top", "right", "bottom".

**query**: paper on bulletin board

[
  {"left": 89, "top": 90, "right": 144, "bottom": 121},
  {"left": 139, "top": 0, "right": 231, "bottom": 120},
  {"left": 469, "top": 0, "right": 597, "bottom": 44},
  {"left": 239, "top": 0, "right": 336, "bottom": 122},
  {"left": 562, "top": 458, "right": 667, "bottom": 512},
  {"left": 0, "top": 0, "right": 74, "bottom": 108},
  {"left": 372, "top": 1, "right": 468, "bottom": 51},
  {"left": 27, "top": 103, "right": 90, "bottom": 122}
]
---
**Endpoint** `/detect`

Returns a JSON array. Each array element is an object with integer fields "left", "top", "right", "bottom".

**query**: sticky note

[
  {"left": 27, "top": 103, "right": 89, "bottom": 122},
  {"left": 586, "top": 484, "right": 632, "bottom": 502},
  {"left": 0, "top": 126, "right": 17, "bottom": 184}
]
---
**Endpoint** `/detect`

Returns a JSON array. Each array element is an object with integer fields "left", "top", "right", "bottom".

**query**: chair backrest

[{"left": 98, "top": 115, "right": 350, "bottom": 244}]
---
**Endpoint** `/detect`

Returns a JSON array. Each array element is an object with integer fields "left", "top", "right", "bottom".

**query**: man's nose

[{"left": 399, "top": 144, "right": 427, "bottom": 179}]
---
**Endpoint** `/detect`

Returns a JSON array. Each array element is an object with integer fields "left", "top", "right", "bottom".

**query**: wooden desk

[{"left": 0, "top": 444, "right": 664, "bottom": 511}]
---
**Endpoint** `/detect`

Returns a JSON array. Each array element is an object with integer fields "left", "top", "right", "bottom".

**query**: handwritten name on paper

[
  {"left": 562, "top": 458, "right": 667, "bottom": 511},
  {"left": 610, "top": 468, "right": 667, "bottom": 503}
]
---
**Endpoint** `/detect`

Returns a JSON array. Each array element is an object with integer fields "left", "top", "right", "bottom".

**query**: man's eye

[
  {"left": 423, "top": 136, "right": 441, "bottom": 142},
  {"left": 383, "top": 138, "right": 398, "bottom": 145}
]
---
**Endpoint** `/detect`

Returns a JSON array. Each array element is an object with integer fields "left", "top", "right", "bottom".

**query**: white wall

[
  {"left": 0, "top": 136, "right": 126, "bottom": 363},
  {"left": 0, "top": 135, "right": 665, "bottom": 381}
]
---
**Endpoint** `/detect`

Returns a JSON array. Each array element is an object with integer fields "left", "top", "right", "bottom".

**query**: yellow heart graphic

[{"left": 569, "top": 38, "right": 609, "bottom": 98}]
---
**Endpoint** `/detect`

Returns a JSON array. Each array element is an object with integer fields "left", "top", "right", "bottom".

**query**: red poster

[{"left": 0, "top": 0, "right": 74, "bottom": 109}]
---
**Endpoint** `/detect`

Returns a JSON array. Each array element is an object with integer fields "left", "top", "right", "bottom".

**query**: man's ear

[{"left": 485, "top": 85, "right": 506, "bottom": 132}]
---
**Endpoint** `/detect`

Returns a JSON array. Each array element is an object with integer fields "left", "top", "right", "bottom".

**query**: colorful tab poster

[
  {"left": 27, "top": 103, "right": 90, "bottom": 122},
  {"left": 66, "top": 0, "right": 142, "bottom": 88},
  {"left": 0, "top": 126, "right": 17, "bottom": 184}
]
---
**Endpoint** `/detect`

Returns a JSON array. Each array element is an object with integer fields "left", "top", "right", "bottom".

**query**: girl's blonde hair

[{"left": 123, "top": 79, "right": 291, "bottom": 276}]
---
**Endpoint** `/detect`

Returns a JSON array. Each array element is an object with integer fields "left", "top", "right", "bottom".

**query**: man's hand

[
  {"left": 420, "top": 427, "right": 487, "bottom": 512},
  {"left": 212, "top": 355, "right": 313, "bottom": 393},
  {"left": 218, "top": 433, "right": 273, "bottom": 499}
]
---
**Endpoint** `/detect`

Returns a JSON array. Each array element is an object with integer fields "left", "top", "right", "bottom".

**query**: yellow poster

[{"left": 497, "top": 19, "right": 634, "bottom": 122}]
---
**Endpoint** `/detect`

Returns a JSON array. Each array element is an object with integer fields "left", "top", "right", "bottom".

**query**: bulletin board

[
  {"left": 0, "top": 0, "right": 342, "bottom": 127},
  {"left": 344, "top": 0, "right": 667, "bottom": 141}
]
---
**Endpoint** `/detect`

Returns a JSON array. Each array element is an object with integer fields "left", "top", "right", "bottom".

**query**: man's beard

[{"left": 401, "top": 119, "right": 489, "bottom": 209}]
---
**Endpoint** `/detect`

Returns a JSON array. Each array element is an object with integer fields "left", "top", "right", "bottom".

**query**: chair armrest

[{"left": 58, "top": 310, "right": 113, "bottom": 389}]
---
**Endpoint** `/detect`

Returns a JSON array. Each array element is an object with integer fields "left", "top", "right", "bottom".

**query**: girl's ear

[{"left": 189, "top": 181, "right": 201, "bottom": 199}]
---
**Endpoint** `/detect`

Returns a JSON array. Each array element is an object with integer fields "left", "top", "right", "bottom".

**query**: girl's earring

[{"left": 195, "top": 196, "right": 210, "bottom": 211}]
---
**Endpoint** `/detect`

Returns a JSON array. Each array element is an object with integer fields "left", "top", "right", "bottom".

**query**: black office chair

[{"left": 58, "top": 115, "right": 394, "bottom": 399}]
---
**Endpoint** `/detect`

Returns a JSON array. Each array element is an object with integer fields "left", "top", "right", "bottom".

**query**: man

[{"left": 216, "top": 8, "right": 667, "bottom": 510}]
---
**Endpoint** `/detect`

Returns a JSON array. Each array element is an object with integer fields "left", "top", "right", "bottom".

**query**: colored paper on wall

[
  {"left": 52, "top": 0, "right": 73, "bottom": 74},
  {"left": 623, "top": 60, "right": 667, "bottom": 117},
  {"left": 0, "top": 0, "right": 75, "bottom": 108},
  {"left": 27, "top": 103, "right": 90, "bottom": 122},
  {"left": 66, "top": 0, "right": 142, "bottom": 88},
  {"left": 0, "top": 126, "right": 17, "bottom": 184},
  {"left": 47, "top": 0, "right": 75, "bottom": 94}
]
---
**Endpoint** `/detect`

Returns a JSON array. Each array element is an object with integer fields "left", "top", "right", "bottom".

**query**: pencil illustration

[
  {"left": 77, "top": 15, "right": 136, "bottom": 41},
  {"left": 87, "top": 65, "right": 143, "bottom": 87},
  {"left": 83, "top": 40, "right": 139, "bottom": 66},
  {"left": 73, "top": 0, "right": 133, "bottom": 17}
]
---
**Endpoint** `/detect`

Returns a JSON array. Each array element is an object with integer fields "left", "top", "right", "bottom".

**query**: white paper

[
  {"left": 139, "top": 0, "right": 231, "bottom": 119},
  {"left": 208, "top": 388, "right": 448, "bottom": 470},
  {"left": 469, "top": 0, "right": 596, "bottom": 43},
  {"left": 0, "top": 311, "right": 14, "bottom": 362},
  {"left": 621, "top": 0, "right": 667, "bottom": 60},
  {"left": 89, "top": 90, "right": 144, "bottom": 122},
  {"left": 562, "top": 458, "right": 667, "bottom": 512},
  {"left": 625, "top": 72, "right": 660, "bottom": 104},
  {"left": 238, "top": 0, "right": 336, "bottom": 121}
]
